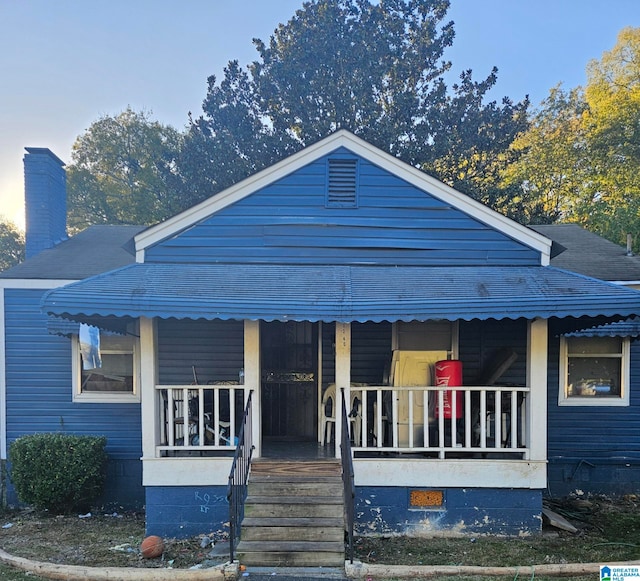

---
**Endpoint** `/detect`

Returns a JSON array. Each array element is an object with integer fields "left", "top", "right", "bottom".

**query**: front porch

[
  {"left": 144, "top": 316, "right": 545, "bottom": 464},
  {"left": 117, "top": 314, "right": 549, "bottom": 538}
]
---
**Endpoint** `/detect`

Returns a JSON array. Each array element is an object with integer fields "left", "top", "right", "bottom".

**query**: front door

[{"left": 261, "top": 321, "right": 318, "bottom": 441}]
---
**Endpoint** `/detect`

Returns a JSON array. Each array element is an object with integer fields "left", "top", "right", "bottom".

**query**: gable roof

[
  {"left": 531, "top": 224, "right": 640, "bottom": 283},
  {"left": 135, "top": 130, "right": 552, "bottom": 264},
  {"left": 0, "top": 225, "right": 144, "bottom": 280}
]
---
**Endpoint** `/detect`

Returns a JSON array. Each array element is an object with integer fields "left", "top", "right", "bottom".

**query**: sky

[{"left": 1, "top": 0, "right": 639, "bottom": 230}]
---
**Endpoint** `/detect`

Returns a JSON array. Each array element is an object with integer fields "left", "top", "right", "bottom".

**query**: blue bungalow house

[{"left": 2, "top": 132, "right": 640, "bottom": 554}]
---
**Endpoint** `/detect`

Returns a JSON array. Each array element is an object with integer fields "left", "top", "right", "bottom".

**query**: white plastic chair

[{"left": 320, "top": 384, "right": 362, "bottom": 446}]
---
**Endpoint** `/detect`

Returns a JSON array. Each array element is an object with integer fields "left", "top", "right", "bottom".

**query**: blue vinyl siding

[
  {"left": 4, "top": 289, "right": 141, "bottom": 460},
  {"left": 459, "top": 319, "right": 528, "bottom": 385},
  {"left": 546, "top": 329, "right": 640, "bottom": 496},
  {"left": 146, "top": 150, "right": 540, "bottom": 266},
  {"left": 157, "top": 318, "right": 244, "bottom": 383}
]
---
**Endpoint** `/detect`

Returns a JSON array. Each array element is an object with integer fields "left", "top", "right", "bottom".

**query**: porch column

[
  {"left": 527, "top": 318, "right": 548, "bottom": 463},
  {"left": 139, "top": 316, "right": 158, "bottom": 459},
  {"left": 335, "top": 322, "right": 351, "bottom": 459},
  {"left": 244, "top": 320, "right": 261, "bottom": 458}
]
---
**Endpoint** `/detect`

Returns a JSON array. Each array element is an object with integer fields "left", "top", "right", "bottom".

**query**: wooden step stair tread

[
  {"left": 249, "top": 475, "right": 342, "bottom": 483},
  {"left": 236, "top": 551, "right": 345, "bottom": 567},
  {"left": 251, "top": 461, "right": 341, "bottom": 477},
  {"left": 242, "top": 526, "right": 344, "bottom": 542},
  {"left": 239, "top": 459, "right": 346, "bottom": 567},
  {"left": 246, "top": 494, "right": 342, "bottom": 505},
  {"left": 237, "top": 540, "right": 344, "bottom": 552},
  {"left": 242, "top": 516, "right": 343, "bottom": 527}
]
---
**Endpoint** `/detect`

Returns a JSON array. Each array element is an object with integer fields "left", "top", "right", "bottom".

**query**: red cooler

[{"left": 435, "top": 360, "right": 463, "bottom": 419}]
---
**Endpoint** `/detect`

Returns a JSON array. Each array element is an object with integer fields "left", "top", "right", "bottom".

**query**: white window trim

[
  {"left": 72, "top": 335, "right": 140, "bottom": 403},
  {"left": 558, "top": 336, "right": 630, "bottom": 407}
]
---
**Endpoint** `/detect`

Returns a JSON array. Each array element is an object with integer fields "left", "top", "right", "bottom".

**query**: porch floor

[{"left": 261, "top": 438, "right": 335, "bottom": 460}]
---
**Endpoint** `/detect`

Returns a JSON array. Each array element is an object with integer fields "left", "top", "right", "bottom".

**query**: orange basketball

[{"left": 140, "top": 535, "right": 164, "bottom": 558}]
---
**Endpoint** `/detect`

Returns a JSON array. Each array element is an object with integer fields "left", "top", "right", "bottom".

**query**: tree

[
  {"left": 504, "top": 27, "right": 640, "bottom": 246},
  {"left": 501, "top": 86, "right": 588, "bottom": 223},
  {"left": 67, "top": 108, "right": 185, "bottom": 231},
  {"left": 181, "top": 0, "right": 529, "bottom": 212},
  {"left": 0, "top": 218, "right": 25, "bottom": 271},
  {"left": 580, "top": 26, "right": 640, "bottom": 246}
]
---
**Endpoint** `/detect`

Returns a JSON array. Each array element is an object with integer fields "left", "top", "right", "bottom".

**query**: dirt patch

[
  {"left": 0, "top": 510, "right": 226, "bottom": 569},
  {"left": 355, "top": 494, "right": 640, "bottom": 569},
  {"left": 0, "top": 495, "right": 638, "bottom": 573}
]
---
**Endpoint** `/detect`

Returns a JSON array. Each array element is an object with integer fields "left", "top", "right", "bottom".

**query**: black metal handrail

[
  {"left": 227, "top": 390, "right": 254, "bottom": 563},
  {"left": 340, "top": 387, "right": 356, "bottom": 564}
]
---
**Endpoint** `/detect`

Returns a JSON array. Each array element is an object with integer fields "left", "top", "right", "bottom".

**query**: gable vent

[{"left": 327, "top": 158, "right": 358, "bottom": 208}]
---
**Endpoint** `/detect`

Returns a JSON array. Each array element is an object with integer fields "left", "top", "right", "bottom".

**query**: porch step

[{"left": 237, "top": 460, "right": 345, "bottom": 567}]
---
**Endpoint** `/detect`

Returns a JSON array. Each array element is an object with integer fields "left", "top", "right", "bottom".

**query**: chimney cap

[{"left": 24, "top": 147, "right": 65, "bottom": 167}]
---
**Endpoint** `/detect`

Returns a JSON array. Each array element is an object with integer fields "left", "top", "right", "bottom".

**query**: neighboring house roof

[
  {"left": 41, "top": 263, "right": 640, "bottom": 324},
  {"left": 530, "top": 224, "right": 640, "bottom": 283},
  {"left": 0, "top": 225, "right": 145, "bottom": 280}
]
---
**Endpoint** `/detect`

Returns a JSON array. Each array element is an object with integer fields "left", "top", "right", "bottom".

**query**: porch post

[
  {"left": 335, "top": 322, "right": 351, "bottom": 459},
  {"left": 527, "top": 318, "right": 548, "bottom": 463},
  {"left": 139, "top": 316, "right": 158, "bottom": 459},
  {"left": 244, "top": 320, "right": 261, "bottom": 458}
]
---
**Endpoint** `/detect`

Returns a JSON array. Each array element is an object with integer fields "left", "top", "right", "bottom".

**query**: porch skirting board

[
  {"left": 355, "top": 487, "right": 543, "bottom": 536},
  {"left": 145, "top": 485, "right": 228, "bottom": 539}
]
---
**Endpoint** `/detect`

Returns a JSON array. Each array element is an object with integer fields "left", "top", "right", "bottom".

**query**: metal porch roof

[
  {"left": 40, "top": 263, "right": 640, "bottom": 324},
  {"left": 568, "top": 317, "right": 640, "bottom": 338}
]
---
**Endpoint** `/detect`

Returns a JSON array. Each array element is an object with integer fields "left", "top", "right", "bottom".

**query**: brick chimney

[{"left": 23, "top": 147, "right": 67, "bottom": 258}]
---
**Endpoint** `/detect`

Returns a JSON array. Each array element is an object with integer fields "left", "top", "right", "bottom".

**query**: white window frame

[
  {"left": 72, "top": 333, "right": 140, "bottom": 403},
  {"left": 558, "top": 335, "right": 630, "bottom": 407}
]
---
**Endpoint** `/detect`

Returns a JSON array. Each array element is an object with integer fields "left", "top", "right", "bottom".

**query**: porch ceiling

[{"left": 41, "top": 263, "right": 640, "bottom": 323}]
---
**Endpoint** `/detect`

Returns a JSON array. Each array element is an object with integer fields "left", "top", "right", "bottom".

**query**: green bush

[{"left": 9, "top": 433, "right": 107, "bottom": 513}]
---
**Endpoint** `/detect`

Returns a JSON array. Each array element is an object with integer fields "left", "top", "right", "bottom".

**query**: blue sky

[{"left": 1, "top": 0, "right": 639, "bottom": 229}]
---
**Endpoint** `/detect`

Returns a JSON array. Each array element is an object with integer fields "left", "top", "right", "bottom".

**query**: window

[
  {"left": 559, "top": 336, "right": 630, "bottom": 406},
  {"left": 72, "top": 332, "right": 139, "bottom": 403}
]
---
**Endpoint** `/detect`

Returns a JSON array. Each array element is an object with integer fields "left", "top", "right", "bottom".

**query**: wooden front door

[{"left": 261, "top": 321, "right": 318, "bottom": 440}]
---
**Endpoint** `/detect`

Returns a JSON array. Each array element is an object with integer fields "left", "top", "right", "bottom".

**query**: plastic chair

[{"left": 320, "top": 384, "right": 362, "bottom": 446}]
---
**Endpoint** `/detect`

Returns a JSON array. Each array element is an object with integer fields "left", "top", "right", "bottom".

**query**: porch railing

[
  {"left": 350, "top": 385, "right": 530, "bottom": 459},
  {"left": 155, "top": 384, "right": 246, "bottom": 454},
  {"left": 227, "top": 390, "right": 254, "bottom": 563},
  {"left": 340, "top": 388, "right": 355, "bottom": 565}
]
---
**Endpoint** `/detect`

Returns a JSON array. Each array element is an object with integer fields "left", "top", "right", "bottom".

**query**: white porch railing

[
  {"left": 155, "top": 384, "right": 246, "bottom": 454},
  {"left": 154, "top": 383, "right": 529, "bottom": 459},
  {"left": 350, "top": 385, "right": 530, "bottom": 459}
]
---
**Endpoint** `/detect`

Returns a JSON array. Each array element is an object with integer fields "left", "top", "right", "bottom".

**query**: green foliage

[
  {"left": 504, "top": 27, "right": 640, "bottom": 246},
  {"left": 9, "top": 433, "right": 108, "bottom": 513},
  {"left": 66, "top": 107, "right": 185, "bottom": 231},
  {"left": 181, "top": 0, "right": 529, "bottom": 212},
  {"left": 0, "top": 219, "right": 24, "bottom": 271}
]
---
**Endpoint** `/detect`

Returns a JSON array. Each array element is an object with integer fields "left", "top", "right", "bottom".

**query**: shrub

[{"left": 9, "top": 433, "right": 107, "bottom": 513}]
